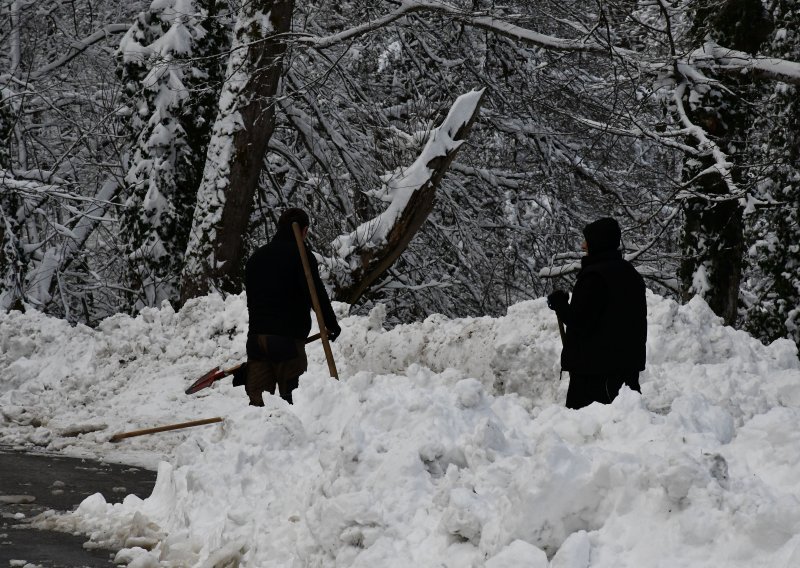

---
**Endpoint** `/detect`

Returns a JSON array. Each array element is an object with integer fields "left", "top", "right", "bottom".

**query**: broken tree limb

[
  {"left": 109, "top": 417, "right": 223, "bottom": 443},
  {"left": 325, "top": 88, "right": 485, "bottom": 305}
]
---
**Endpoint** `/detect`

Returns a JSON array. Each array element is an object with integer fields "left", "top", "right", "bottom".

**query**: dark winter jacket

[
  {"left": 245, "top": 231, "right": 337, "bottom": 340},
  {"left": 556, "top": 249, "right": 647, "bottom": 374}
]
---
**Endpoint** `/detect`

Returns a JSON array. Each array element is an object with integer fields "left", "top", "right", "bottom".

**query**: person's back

[
  {"left": 245, "top": 236, "right": 312, "bottom": 340},
  {"left": 243, "top": 208, "right": 339, "bottom": 406},
  {"left": 548, "top": 217, "right": 647, "bottom": 409},
  {"left": 563, "top": 247, "right": 646, "bottom": 375}
]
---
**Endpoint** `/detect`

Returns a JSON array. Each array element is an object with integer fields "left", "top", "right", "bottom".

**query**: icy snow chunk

[
  {"left": 667, "top": 394, "right": 734, "bottom": 444},
  {"left": 485, "top": 539, "right": 548, "bottom": 568},
  {"left": 113, "top": 546, "right": 159, "bottom": 568},
  {"left": 454, "top": 378, "right": 485, "bottom": 409},
  {"left": 440, "top": 487, "right": 489, "bottom": 544},
  {"left": 551, "top": 530, "right": 591, "bottom": 568}
]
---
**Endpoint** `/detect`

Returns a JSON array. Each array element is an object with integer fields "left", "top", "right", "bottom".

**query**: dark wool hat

[
  {"left": 275, "top": 207, "right": 310, "bottom": 239},
  {"left": 278, "top": 208, "right": 309, "bottom": 230},
  {"left": 583, "top": 217, "right": 621, "bottom": 253}
]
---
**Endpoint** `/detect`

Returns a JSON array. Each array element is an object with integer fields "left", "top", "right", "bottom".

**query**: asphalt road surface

[{"left": 0, "top": 447, "right": 156, "bottom": 567}]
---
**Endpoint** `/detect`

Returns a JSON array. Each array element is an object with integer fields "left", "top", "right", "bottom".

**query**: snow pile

[
  {"left": 0, "top": 293, "right": 250, "bottom": 463},
  {"left": 2, "top": 291, "right": 800, "bottom": 567}
]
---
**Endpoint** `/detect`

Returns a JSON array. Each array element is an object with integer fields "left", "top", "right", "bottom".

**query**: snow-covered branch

[
  {"left": 301, "top": 0, "right": 636, "bottom": 58},
  {"left": 0, "top": 169, "right": 120, "bottom": 312},
  {"left": 690, "top": 40, "right": 800, "bottom": 86},
  {"left": 301, "top": 2, "right": 800, "bottom": 94},
  {"left": 325, "top": 88, "right": 485, "bottom": 304},
  {"left": 539, "top": 248, "right": 681, "bottom": 293},
  {"left": 28, "top": 23, "right": 131, "bottom": 81},
  {"left": 560, "top": 113, "right": 701, "bottom": 155},
  {"left": 672, "top": 81, "right": 739, "bottom": 197},
  {"left": 0, "top": 169, "right": 76, "bottom": 200},
  {"left": 51, "top": 180, "right": 119, "bottom": 270}
]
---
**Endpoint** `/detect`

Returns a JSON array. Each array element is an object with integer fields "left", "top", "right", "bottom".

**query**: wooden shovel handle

[
  {"left": 556, "top": 314, "right": 566, "bottom": 345},
  {"left": 109, "top": 417, "right": 223, "bottom": 443},
  {"left": 292, "top": 222, "right": 339, "bottom": 380}
]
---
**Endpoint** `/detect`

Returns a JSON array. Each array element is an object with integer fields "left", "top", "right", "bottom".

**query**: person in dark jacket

[
  {"left": 244, "top": 208, "right": 340, "bottom": 406},
  {"left": 546, "top": 217, "right": 646, "bottom": 409}
]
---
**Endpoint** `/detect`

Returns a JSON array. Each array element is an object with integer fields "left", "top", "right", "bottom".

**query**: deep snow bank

[{"left": 2, "top": 291, "right": 800, "bottom": 567}]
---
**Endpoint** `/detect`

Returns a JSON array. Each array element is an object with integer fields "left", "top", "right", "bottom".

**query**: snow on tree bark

[
  {"left": 180, "top": 0, "right": 293, "bottom": 304},
  {"left": 0, "top": 188, "right": 24, "bottom": 311}
]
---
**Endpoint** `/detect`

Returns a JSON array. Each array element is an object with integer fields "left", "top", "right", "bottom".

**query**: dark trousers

[
  {"left": 566, "top": 372, "right": 640, "bottom": 410},
  {"left": 245, "top": 334, "right": 307, "bottom": 406},
  {"left": 247, "top": 368, "right": 299, "bottom": 405}
]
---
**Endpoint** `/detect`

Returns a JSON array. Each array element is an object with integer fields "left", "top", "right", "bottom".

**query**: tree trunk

[
  {"left": 678, "top": 0, "right": 772, "bottom": 326},
  {"left": 679, "top": 188, "right": 744, "bottom": 325},
  {"left": 180, "top": 0, "right": 294, "bottom": 304}
]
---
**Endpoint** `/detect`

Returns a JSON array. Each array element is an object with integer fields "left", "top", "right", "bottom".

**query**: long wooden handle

[
  {"left": 292, "top": 222, "right": 339, "bottom": 380},
  {"left": 109, "top": 417, "right": 223, "bottom": 443},
  {"left": 557, "top": 314, "right": 566, "bottom": 345}
]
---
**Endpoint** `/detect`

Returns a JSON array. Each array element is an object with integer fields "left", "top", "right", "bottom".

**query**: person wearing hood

[
  {"left": 546, "top": 217, "right": 646, "bottom": 409},
  {"left": 243, "top": 208, "right": 340, "bottom": 406}
]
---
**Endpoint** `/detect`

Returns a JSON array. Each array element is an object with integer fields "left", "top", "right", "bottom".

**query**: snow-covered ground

[{"left": 2, "top": 291, "right": 800, "bottom": 567}]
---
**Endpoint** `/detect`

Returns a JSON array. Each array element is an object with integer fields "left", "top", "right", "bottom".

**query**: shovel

[{"left": 185, "top": 333, "right": 322, "bottom": 395}]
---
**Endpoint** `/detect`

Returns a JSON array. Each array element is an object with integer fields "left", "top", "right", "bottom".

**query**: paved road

[{"left": 0, "top": 447, "right": 156, "bottom": 567}]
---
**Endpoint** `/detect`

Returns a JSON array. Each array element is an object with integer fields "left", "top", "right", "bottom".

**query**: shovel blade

[{"left": 185, "top": 367, "right": 225, "bottom": 395}]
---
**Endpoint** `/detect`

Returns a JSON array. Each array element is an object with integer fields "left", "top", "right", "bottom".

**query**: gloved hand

[
  {"left": 326, "top": 321, "right": 342, "bottom": 342},
  {"left": 547, "top": 290, "right": 569, "bottom": 312}
]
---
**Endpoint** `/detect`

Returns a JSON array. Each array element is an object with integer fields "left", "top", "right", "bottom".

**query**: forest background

[{"left": 2, "top": 0, "right": 799, "bottom": 349}]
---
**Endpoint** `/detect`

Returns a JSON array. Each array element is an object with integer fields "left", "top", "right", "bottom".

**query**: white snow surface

[{"left": 2, "top": 291, "right": 800, "bottom": 567}]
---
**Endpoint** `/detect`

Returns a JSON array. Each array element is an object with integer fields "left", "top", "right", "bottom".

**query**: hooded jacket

[{"left": 558, "top": 219, "right": 647, "bottom": 373}]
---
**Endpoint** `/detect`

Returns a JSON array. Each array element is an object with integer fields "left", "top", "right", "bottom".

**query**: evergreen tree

[
  {"left": 743, "top": 1, "right": 800, "bottom": 347},
  {"left": 0, "top": 88, "right": 24, "bottom": 311},
  {"left": 118, "top": 0, "right": 229, "bottom": 309},
  {"left": 678, "top": 0, "right": 772, "bottom": 326}
]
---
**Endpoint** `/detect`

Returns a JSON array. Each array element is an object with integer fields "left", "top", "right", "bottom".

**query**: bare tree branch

[{"left": 28, "top": 23, "right": 130, "bottom": 81}]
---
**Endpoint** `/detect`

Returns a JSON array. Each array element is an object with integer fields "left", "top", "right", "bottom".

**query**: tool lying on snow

[
  {"left": 185, "top": 333, "right": 323, "bottom": 395},
  {"left": 109, "top": 417, "right": 223, "bottom": 443}
]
